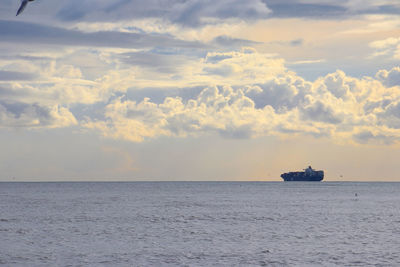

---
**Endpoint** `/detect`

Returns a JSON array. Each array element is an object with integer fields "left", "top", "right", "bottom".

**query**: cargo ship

[{"left": 281, "top": 166, "right": 324, "bottom": 181}]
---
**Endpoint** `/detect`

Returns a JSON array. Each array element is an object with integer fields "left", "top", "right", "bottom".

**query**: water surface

[{"left": 1, "top": 182, "right": 399, "bottom": 266}]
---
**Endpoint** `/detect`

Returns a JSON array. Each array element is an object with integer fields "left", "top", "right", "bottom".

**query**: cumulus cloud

[
  {"left": 0, "top": 56, "right": 118, "bottom": 128},
  {"left": 0, "top": 101, "right": 77, "bottom": 128},
  {"left": 2, "top": 41, "right": 400, "bottom": 145},
  {"left": 80, "top": 65, "right": 400, "bottom": 145},
  {"left": 0, "top": 60, "right": 111, "bottom": 106},
  {"left": 83, "top": 86, "right": 276, "bottom": 142},
  {"left": 245, "top": 73, "right": 311, "bottom": 111},
  {"left": 203, "top": 48, "right": 286, "bottom": 82},
  {"left": 376, "top": 67, "right": 400, "bottom": 87}
]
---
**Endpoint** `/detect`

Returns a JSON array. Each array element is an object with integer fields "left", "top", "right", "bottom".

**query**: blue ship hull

[{"left": 281, "top": 170, "right": 324, "bottom": 181}]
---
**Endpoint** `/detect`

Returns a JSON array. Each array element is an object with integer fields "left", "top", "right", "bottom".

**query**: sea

[{"left": 0, "top": 182, "right": 399, "bottom": 266}]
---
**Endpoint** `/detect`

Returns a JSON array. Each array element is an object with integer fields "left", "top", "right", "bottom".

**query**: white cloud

[
  {"left": 376, "top": 67, "right": 400, "bottom": 87},
  {"left": 369, "top": 37, "right": 400, "bottom": 59},
  {"left": 82, "top": 64, "right": 400, "bottom": 145},
  {"left": 2, "top": 44, "right": 400, "bottom": 145},
  {"left": 83, "top": 86, "right": 277, "bottom": 142},
  {"left": 202, "top": 48, "right": 286, "bottom": 84},
  {"left": 0, "top": 102, "right": 77, "bottom": 128}
]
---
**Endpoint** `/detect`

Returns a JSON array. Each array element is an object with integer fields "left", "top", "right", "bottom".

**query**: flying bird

[{"left": 16, "top": 0, "right": 35, "bottom": 16}]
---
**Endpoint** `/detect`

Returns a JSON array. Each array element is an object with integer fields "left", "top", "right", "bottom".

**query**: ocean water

[{"left": 0, "top": 182, "right": 400, "bottom": 266}]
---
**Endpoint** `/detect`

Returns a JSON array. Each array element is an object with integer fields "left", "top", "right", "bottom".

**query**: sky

[{"left": 1, "top": 0, "right": 400, "bottom": 181}]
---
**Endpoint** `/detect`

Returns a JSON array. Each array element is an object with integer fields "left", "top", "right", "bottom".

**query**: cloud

[
  {"left": 301, "top": 100, "right": 343, "bottom": 124},
  {"left": 168, "top": 0, "right": 271, "bottom": 27},
  {"left": 83, "top": 86, "right": 275, "bottom": 142},
  {"left": 289, "top": 39, "right": 303, "bottom": 47},
  {"left": 266, "top": 38, "right": 304, "bottom": 48},
  {"left": 0, "top": 20, "right": 203, "bottom": 49},
  {"left": 202, "top": 48, "right": 286, "bottom": 82},
  {"left": 2, "top": 0, "right": 399, "bottom": 28},
  {"left": 369, "top": 37, "right": 400, "bottom": 59},
  {"left": 245, "top": 74, "right": 311, "bottom": 110},
  {"left": 81, "top": 64, "right": 400, "bottom": 145},
  {"left": 211, "top": 35, "right": 261, "bottom": 48},
  {"left": 1, "top": 39, "right": 400, "bottom": 145},
  {"left": 120, "top": 51, "right": 190, "bottom": 74},
  {"left": 49, "top": 0, "right": 271, "bottom": 26},
  {"left": 0, "top": 71, "right": 35, "bottom": 81},
  {"left": 353, "top": 130, "right": 397, "bottom": 145},
  {"left": 265, "top": 1, "right": 347, "bottom": 19},
  {"left": 0, "top": 101, "right": 77, "bottom": 128},
  {"left": 320, "top": 70, "right": 350, "bottom": 99},
  {"left": 344, "top": 1, "right": 400, "bottom": 15},
  {"left": 376, "top": 67, "right": 400, "bottom": 87},
  {"left": 0, "top": 58, "right": 119, "bottom": 114},
  {"left": 264, "top": 0, "right": 400, "bottom": 19}
]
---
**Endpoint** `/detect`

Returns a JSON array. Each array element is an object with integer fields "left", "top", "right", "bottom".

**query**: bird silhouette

[{"left": 16, "top": 0, "right": 35, "bottom": 16}]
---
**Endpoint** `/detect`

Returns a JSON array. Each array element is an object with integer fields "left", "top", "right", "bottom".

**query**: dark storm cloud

[{"left": 0, "top": 20, "right": 203, "bottom": 49}]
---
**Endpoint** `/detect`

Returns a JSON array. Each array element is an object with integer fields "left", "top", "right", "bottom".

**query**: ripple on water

[{"left": 0, "top": 182, "right": 399, "bottom": 266}]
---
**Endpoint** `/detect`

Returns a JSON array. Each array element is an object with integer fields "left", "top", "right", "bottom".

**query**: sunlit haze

[{"left": 1, "top": 0, "right": 400, "bottom": 181}]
